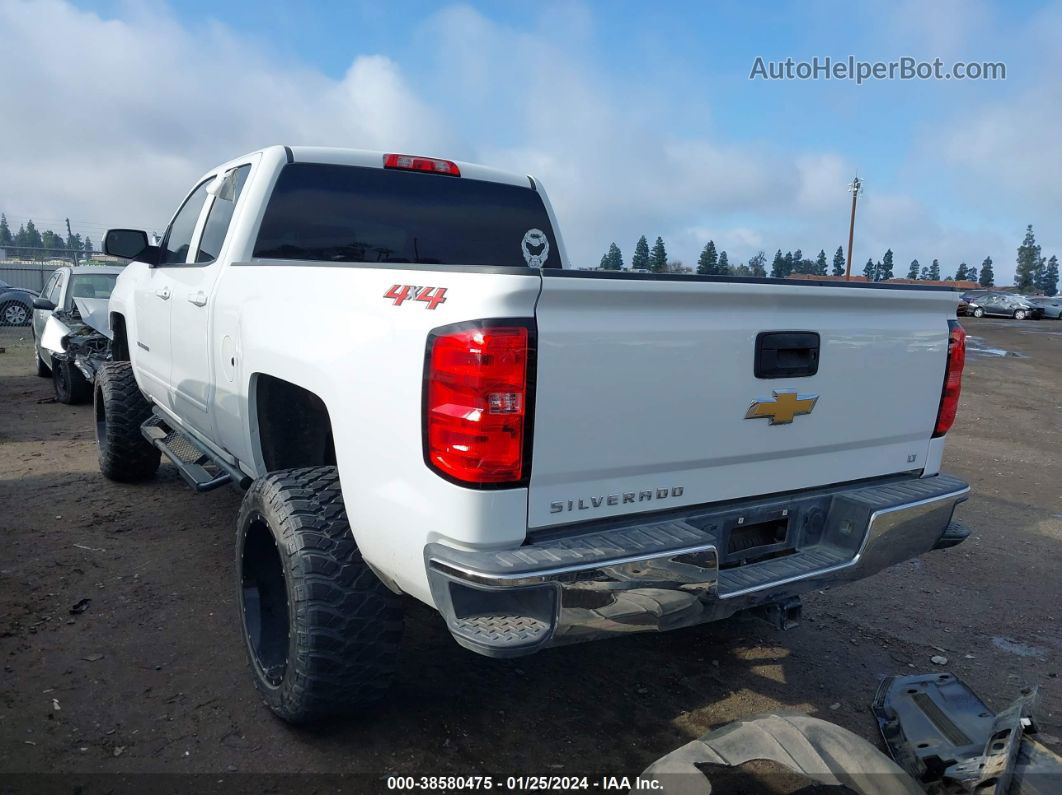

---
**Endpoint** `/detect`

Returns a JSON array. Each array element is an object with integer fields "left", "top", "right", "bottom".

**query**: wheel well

[
  {"left": 110, "top": 313, "right": 130, "bottom": 361},
  {"left": 254, "top": 375, "right": 335, "bottom": 471}
]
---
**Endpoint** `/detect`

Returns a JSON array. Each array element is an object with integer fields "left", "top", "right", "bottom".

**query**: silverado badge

[{"left": 745, "top": 390, "right": 818, "bottom": 425}]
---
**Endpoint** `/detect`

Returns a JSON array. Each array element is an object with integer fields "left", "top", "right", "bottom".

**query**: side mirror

[
  {"left": 32, "top": 297, "right": 56, "bottom": 311},
  {"left": 104, "top": 228, "right": 158, "bottom": 263}
]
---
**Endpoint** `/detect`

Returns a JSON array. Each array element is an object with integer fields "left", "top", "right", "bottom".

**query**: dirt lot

[{"left": 1, "top": 318, "right": 1060, "bottom": 786}]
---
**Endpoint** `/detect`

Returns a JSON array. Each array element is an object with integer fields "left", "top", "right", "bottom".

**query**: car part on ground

[
  {"left": 638, "top": 712, "right": 921, "bottom": 795},
  {"left": 872, "top": 673, "right": 1061, "bottom": 794}
]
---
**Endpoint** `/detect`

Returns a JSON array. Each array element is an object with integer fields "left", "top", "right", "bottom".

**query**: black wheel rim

[{"left": 240, "top": 513, "right": 289, "bottom": 688}]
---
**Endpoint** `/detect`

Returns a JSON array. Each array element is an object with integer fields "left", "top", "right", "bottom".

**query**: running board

[{"left": 141, "top": 414, "right": 251, "bottom": 492}]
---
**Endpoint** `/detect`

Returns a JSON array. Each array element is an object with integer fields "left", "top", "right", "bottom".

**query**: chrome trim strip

[{"left": 429, "top": 542, "right": 718, "bottom": 588}]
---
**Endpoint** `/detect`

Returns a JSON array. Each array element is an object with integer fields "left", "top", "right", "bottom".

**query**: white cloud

[
  {"left": 0, "top": 0, "right": 1054, "bottom": 284},
  {"left": 0, "top": 0, "right": 450, "bottom": 235}
]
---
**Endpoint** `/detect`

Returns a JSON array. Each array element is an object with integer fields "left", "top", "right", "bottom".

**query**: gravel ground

[{"left": 1, "top": 317, "right": 1059, "bottom": 786}]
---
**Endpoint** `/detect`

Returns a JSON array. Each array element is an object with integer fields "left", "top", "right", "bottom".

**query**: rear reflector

[
  {"left": 383, "top": 153, "right": 460, "bottom": 176},
  {"left": 933, "top": 320, "right": 966, "bottom": 437},
  {"left": 425, "top": 323, "right": 532, "bottom": 486}
]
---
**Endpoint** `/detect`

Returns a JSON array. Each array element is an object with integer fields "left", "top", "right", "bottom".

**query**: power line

[{"left": 0, "top": 212, "right": 122, "bottom": 231}]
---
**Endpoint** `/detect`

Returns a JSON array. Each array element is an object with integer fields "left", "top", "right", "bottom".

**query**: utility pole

[
  {"left": 65, "top": 217, "right": 79, "bottom": 266},
  {"left": 844, "top": 176, "right": 862, "bottom": 281}
]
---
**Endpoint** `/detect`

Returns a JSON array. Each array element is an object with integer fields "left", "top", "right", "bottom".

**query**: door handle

[
  {"left": 155, "top": 286, "right": 171, "bottom": 300},
  {"left": 187, "top": 291, "right": 208, "bottom": 307}
]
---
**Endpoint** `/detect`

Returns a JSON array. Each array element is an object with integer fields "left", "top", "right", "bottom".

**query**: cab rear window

[{"left": 253, "top": 163, "right": 559, "bottom": 268}]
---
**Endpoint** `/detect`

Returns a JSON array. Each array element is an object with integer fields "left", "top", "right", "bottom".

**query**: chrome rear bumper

[{"left": 425, "top": 474, "right": 969, "bottom": 658}]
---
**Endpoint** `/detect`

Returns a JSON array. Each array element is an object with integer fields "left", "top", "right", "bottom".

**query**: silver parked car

[
  {"left": 31, "top": 265, "right": 123, "bottom": 403},
  {"left": 1028, "top": 296, "right": 1062, "bottom": 319}
]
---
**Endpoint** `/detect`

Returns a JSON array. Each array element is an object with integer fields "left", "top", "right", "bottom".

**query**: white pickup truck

[{"left": 99, "top": 146, "right": 970, "bottom": 723}]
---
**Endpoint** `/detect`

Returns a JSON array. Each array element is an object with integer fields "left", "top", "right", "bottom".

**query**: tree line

[
  {"left": 598, "top": 224, "right": 1059, "bottom": 295},
  {"left": 0, "top": 213, "right": 95, "bottom": 259}
]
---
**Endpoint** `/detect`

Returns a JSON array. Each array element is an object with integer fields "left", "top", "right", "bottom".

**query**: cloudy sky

[{"left": 2, "top": 0, "right": 1059, "bottom": 282}]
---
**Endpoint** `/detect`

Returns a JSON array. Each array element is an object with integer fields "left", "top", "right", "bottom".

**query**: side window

[
  {"left": 160, "top": 181, "right": 211, "bottom": 265},
  {"left": 47, "top": 273, "right": 65, "bottom": 304},
  {"left": 195, "top": 165, "right": 251, "bottom": 263},
  {"left": 42, "top": 273, "right": 60, "bottom": 303}
]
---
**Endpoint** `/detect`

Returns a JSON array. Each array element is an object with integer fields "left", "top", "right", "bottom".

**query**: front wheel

[
  {"left": 1014, "top": 309, "right": 1027, "bottom": 320},
  {"left": 95, "top": 362, "right": 160, "bottom": 481},
  {"left": 236, "top": 467, "right": 404, "bottom": 723},
  {"left": 53, "top": 358, "right": 93, "bottom": 404},
  {"left": 35, "top": 349, "right": 51, "bottom": 378},
  {"left": 972, "top": 307, "right": 984, "bottom": 318}
]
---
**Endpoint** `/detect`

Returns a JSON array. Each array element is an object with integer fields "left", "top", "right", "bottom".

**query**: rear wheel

[
  {"left": 236, "top": 467, "right": 403, "bottom": 723},
  {"left": 1014, "top": 308, "right": 1027, "bottom": 320},
  {"left": 95, "top": 362, "right": 160, "bottom": 481},
  {"left": 53, "top": 358, "right": 92, "bottom": 404}
]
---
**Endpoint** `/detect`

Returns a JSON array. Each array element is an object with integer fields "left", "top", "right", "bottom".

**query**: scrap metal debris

[{"left": 872, "top": 673, "right": 1061, "bottom": 794}]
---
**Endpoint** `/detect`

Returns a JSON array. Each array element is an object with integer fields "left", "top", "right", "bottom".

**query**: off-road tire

[
  {"left": 94, "top": 362, "right": 160, "bottom": 481},
  {"left": 35, "top": 349, "right": 51, "bottom": 377},
  {"left": 53, "top": 357, "right": 93, "bottom": 404},
  {"left": 236, "top": 467, "right": 404, "bottom": 724}
]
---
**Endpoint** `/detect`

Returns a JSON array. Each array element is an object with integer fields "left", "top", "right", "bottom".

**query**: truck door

[
  {"left": 132, "top": 179, "right": 211, "bottom": 408},
  {"left": 169, "top": 162, "right": 253, "bottom": 438}
]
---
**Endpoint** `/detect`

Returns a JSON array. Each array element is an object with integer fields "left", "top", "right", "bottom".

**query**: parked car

[
  {"left": 961, "top": 291, "right": 1041, "bottom": 319},
  {"left": 1028, "top": 295, "right": 1062, "bottom": 319},
  {"left": 31, "top": 265, "right": 123, "bottom": 403},
  {"left": 956, "top": 297, "right": 979, "bottom": 316},
  {"left": 0, "top": 279, "right": 39, "bottom": 326},
  {"left": 98, "top": 145, "right": 970, "bottom": 724}
]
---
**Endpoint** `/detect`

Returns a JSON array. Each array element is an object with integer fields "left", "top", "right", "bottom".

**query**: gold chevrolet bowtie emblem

[{"left": 745, "top": 390, "right": 819, "bottom": 425}]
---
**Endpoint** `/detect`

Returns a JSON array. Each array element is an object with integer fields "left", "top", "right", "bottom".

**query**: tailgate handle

[{"left": 755, "top": 331, "right": 820, "bottom": 378}]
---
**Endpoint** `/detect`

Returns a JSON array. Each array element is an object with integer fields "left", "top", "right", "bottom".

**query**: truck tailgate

[{"left": 528, "top": 273, "right": 956, "bottom": 529}]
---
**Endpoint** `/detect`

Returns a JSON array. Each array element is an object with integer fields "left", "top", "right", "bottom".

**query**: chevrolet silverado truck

[{"left": 98, "top": 146, "right": 970, "bottom": 723}]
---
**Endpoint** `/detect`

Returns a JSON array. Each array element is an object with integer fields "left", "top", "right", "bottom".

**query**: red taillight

[
  {"left": 425, "top": 323, "right": 532, "bottom": 485},
  {"left": 383, "top": 153, "right": 460, "bottom": 176},
  {"left": 933, "top": 320, "right": 966, "bottom": 437}
]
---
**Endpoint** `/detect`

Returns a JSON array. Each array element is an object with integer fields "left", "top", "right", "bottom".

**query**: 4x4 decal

[{"left": 383, "top": 285, "right": 448, "bottom": 310}]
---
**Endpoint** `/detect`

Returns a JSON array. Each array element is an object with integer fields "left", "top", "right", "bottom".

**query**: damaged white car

[{"left": 31, "top": 265, "right": 124, "bottom": 404}]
